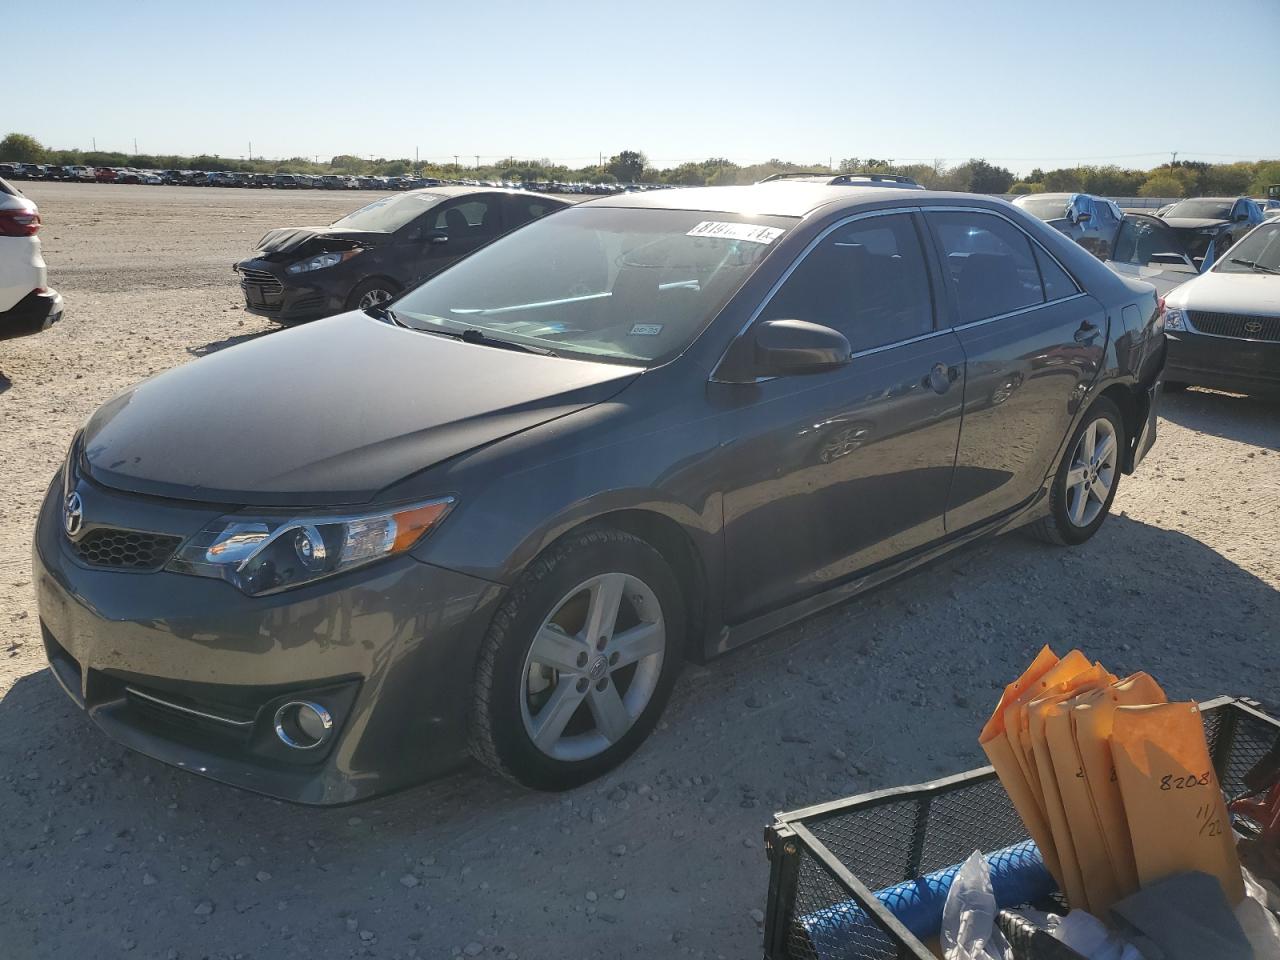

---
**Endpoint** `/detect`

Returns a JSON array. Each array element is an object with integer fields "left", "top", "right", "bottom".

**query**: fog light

[{"left": 273, "top": 701, "right": 333, "bottom": 750}]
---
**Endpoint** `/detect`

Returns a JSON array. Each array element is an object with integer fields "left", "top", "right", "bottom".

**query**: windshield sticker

[
  {"left": 629, "top": 323, "right": 663, "bottom": 336},
  {"left": 686, "top": 221, "right": 785, "bottom": 244}
]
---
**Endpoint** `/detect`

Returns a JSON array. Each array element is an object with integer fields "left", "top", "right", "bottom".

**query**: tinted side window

[
  {"left": 433, "top": 197, "right": 501, "bottom": 237},
  {"left": 929, "top": 212, "right": 1044, "bottom": 323},
  {"left": 759, "top": 214, "right": 934, "bottom": 353},
  {"left": 1033, "top": 245, "right": 1078, "bottom": 301},
  {"left": 509, "top": 197, "right": 555, "bottom": 228}
]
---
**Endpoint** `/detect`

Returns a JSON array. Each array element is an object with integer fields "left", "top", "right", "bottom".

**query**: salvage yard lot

[{"left": 1, "top": 182, "right": 1278, "bottom": 960}]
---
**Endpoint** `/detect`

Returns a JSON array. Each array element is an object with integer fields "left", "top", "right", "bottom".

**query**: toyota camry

[{"left": 34, "top": 183, "right": 1166, "bottom": 803}]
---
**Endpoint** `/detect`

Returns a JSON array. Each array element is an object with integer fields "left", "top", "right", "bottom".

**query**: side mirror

[{"left": 751, "top": 319, "right": 852, "bottom": 377}]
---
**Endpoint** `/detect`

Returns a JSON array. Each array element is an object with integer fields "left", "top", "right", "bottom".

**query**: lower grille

[
  {"left": 1188, "top": 311, "right": 1280, "bottom": 342},
  {"left": 73, "top": 528, "right": 182, "bottom": 570}
]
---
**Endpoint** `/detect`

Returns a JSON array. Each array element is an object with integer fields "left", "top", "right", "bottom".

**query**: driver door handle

[{"left": 926, "top": 362, "right": 959, "bottom": 395}]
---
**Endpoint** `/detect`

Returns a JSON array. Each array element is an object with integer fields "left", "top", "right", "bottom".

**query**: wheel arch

[
  {"left": 346, "top": 275, "right": 403, "bottom": 307},
  {"left": 1096, "top": 382, "right": 1142, "bottom": 474},
  {"left": 531, "top": 506, "right": 713, "bottom": 664}
]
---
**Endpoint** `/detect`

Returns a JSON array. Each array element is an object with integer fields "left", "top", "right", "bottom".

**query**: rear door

[
  {"left": 1105, "top": 213, "right": 1200, "bottom": 295},
  {"left": 719, "top": 211, "right": 966, "bottom": 622},
  {"left": 925, "top": 207, "right": 1107, "bottom": 532}
]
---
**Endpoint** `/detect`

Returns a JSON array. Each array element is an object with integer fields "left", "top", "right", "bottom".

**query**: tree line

[{"left": 4, "top": 133, "right": 1277, "bottom": 198}]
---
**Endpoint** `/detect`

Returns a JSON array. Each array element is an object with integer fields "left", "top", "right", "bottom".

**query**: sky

[{"left": 11, "top": 0, "right": 1280, "bottom": 176}]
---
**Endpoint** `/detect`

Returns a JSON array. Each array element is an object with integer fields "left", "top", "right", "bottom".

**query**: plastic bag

[{"left": 941, "top": 850, "right": 1013, "bottom": 960}]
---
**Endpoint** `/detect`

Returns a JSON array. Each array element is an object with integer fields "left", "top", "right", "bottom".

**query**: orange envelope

[
  {"left": 1006, "top": 649, "right": 1092, "bottom": 818},
  {"left": 1027, "top": 664, "right": 1115, "bottom": 911},
  {"left": 1111, "top": 701, "right": 1245, "bottom": 904},
  {"left": 980, "top": 646, "right": 1064, "bottom": 888},
  {"left": 1070, "top": 672, "right": 1167, "bottom": 903}
]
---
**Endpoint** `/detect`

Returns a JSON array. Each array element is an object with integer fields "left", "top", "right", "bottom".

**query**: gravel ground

[{"left": 1, "top": 182, "right": 1278, "bottom": 960}]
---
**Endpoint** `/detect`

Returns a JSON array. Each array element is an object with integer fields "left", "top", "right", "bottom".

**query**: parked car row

[{"left": 0, "top": 162, "right": 676, "bottom": 195}]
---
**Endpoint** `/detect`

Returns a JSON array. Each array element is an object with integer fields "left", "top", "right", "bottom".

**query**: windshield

[
  {"left": 392, "top": 207, "right": 794, "bottom": 365},
  {"left": 1214, "top": 223, "right": 1280, "bottom": 274},
  {"left": 332, "top": 193, "right": 443, "bottom": 232},
  {"left": 1164, "top": 199, "right": 1232, "bottom": 220},
  {"left": 1015, "top": 196, "right": 1071, "bottom": 221}
]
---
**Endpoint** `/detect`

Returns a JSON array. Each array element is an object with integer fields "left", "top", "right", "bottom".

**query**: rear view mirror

[{"left": 752, "top": 319, "right": 852, "bottom": 377}]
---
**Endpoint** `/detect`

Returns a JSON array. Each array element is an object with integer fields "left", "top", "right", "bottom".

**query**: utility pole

[
  {"left": 1170, "top": 150, "right": 1179, "bottom": 169},
  {"left": 133, "top": 137, "right": 138, "bottom": 154},
  {"left": 249, "top": 141, "right": 253, "bottom": 161},
  {"left": 92, "top": 137, "right": 96, "bottom": 151},
  {"left": 475, "top": 155, "right": 480, "bottom": 170},
  {"left": 454, "top": 154, "right": 459, "bottom": 174}
]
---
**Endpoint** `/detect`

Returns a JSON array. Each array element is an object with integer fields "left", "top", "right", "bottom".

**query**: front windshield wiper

[
  {"left": 363, "top": 303, "right": 402, "bottom": 324},
  {"left": 459, "top": 328, "right": 557, "bottom": 356},
  {"left": 1228, "top": 258, "right": 1280, "bottom": 275}
]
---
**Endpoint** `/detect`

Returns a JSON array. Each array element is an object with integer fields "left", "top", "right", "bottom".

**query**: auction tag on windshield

[
  {"left": 629, "top": 323, "right": 663, "bottom": 336},
  {"left": 686, "top": 221, "right": 784, "bottom": 244}
]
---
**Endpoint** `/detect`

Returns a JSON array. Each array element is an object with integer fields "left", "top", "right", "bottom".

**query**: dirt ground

[{"left": 1, "top": 182, "right": 1277, "bottom": 960}]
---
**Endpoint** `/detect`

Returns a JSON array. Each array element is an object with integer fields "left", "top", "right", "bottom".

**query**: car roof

[
  {"left": 580, "top": 183, "right": 999, "bottom": 218},
  {"left": 403, "top": 185, "right": 563, "bottom": 200}
]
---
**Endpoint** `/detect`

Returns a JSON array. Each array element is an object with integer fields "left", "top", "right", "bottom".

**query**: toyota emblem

[
  {"left": 1243, "top": 320, "right": 1263, "bottom": 335},
  {"left": 63, "top": 492, "right": 84, "bottom": 538}
]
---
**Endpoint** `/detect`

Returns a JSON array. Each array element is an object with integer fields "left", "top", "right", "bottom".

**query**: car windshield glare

[
  {"left": 331, "top": 193, "right": 443, "bottom": 232},
  {"left": 392, "top": 207, "right": 794, "bottom": 364},
  {"left": 1165, "top": 199, "right": 1233, "bottom": 220},
  {"left": 1215, "top": 223, "right": 1280, "bottom": 273}
]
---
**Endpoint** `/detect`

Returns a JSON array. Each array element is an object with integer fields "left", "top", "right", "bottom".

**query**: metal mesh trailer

[{"left": 762, "top": 697, "right": 1280, "bottom": 960}]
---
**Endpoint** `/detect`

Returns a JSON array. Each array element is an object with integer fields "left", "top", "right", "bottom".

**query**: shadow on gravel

[
  {"left": 0, "top": 371, "right": 10, "bottom": 395},
  {"left": 1161, "top": 388, "right": 1280, "bottom": 451},
  {"left": 186, "top": 328, "right": 274, "bottom": 358}
]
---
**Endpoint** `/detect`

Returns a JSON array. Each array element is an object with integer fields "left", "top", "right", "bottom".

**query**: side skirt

[{"left": 709, "top": 489, "right": 1051, "bottom": 658}]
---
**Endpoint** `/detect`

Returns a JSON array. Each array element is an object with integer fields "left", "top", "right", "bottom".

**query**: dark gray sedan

[{"left": 33, "top": 183, "right": 1166, "bottom": 803}]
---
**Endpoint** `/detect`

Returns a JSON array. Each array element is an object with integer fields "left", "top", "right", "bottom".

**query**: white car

[
  {"left": 0, "top": 178, "right": 63, "bottom": 339},
  {"left": 1162, "top": 219, "right": 1280, "bottom": 396}
]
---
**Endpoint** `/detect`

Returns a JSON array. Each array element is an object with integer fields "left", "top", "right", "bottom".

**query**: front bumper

[
  {"left": 234, "top": 259, "right": 347, "bottom": 322},
  {"left": 1165, "top": 330, "right": 1280, "bottom": 396},
  {"left": 32, "top": 472, "right": 503, "bottom": 804},
  {"left": 1, "top": 287, "right": 63, "bottom": 340}
]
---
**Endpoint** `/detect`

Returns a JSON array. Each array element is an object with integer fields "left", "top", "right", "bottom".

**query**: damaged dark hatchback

[{"left": 234, "top": 186, "right": 569, "bottom": 322}]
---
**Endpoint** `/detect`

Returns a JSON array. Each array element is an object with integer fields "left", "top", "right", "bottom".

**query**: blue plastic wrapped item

[{"left": 798, "top": 841, "right": 1056, "bottom": 960}]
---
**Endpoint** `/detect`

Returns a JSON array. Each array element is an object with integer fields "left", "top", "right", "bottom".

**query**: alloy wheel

[
  {"left": 519, "top": 572, "right": 666, "bottom": 762},
  {"left": 1065, "top": 417, "right": 1117, "bottom": 527},
  {"left": 358, "top": 288, "right": 393, "bottom": 310}
]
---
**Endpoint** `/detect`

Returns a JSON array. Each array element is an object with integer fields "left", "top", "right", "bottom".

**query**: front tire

[
  {"left": 470, "top": 526, "right": 684, "bottom": 790},
  {"left": 1029, "top": 397, "right": 1125, "bottom": 546},
  {"left": 347, "top": 278, "right": 399, "bottom": 312}
]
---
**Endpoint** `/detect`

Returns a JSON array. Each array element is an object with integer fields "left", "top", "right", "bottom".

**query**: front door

[
  {"left": 719, "top": 212, "right": 965, "bottom": 623},
  {"left": 925, "top": 209, "right": 1108, "bottom": 531}
]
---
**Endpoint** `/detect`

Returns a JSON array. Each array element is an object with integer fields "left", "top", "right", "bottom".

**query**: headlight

[
  {"left": 167, "top": 498, "right": 454, "bottom": 596},
  {"left": 1164, "top": 308, "right": 1187, "bottom": 331},
  {"left": 286, "top": 249, "right": 361, "bottom": 274}
]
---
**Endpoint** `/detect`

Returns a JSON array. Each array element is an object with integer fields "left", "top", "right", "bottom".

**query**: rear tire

[
  {"left": 1028, "top": 397, "right": 1125, "bottom": 546},
  {"left": 470, "top": 526, "right": 684, "bottom": 790}
]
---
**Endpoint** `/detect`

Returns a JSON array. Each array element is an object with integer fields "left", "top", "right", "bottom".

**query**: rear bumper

[
  {"left": 0, "top": 288, "right": 63, "bottom": 340},
  {"left": 1165, "top": 331, "right": 1280, "bottom": 395}
]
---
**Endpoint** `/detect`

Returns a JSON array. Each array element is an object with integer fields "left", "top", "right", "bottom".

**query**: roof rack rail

[
  {"left": 756, "top": 172, "right": 834, "bottom": 183},
  {"left": 756, "top": 172, "right": 921, "bottom": 187}
]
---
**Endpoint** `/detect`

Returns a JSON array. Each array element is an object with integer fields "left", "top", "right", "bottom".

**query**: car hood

[
  {"left": 1163, "top": 217, "right": 1228, "bottom": 231},
  {"left": 1165, "top": 270, "right": 1280, "bottom": 314},
  {"left": 245, "top": 226, "right": 387, "bottom": 261},
  {"left": 82, "top": 313, "right": 642, "bottom": 506}
]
